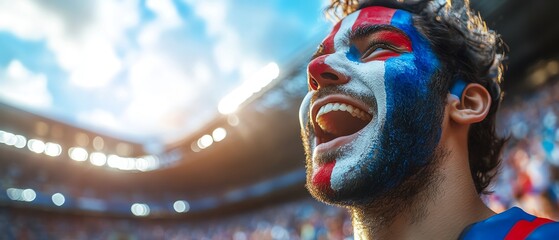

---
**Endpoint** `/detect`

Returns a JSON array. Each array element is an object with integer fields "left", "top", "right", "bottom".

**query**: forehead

[{"left": 321, "top": 6, "right": 414, "bottom": 53}]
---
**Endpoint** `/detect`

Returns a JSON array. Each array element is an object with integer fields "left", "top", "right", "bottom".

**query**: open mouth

[{"left": 312, "top": 96, "right": 374, "bottom": 146}]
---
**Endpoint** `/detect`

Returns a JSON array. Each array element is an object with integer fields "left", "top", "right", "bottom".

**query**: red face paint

[
  {"left": 312, "top": 161, "right": 336, "bottom": 194},
  {"left": 321, "top": 21, "right": 342, "bottom": 55},
  {"left": 361, "top": 31, "right": 412, "bottom": 62},
  {"left": 352, "top": 6, "right": 396, "bottom": 31}
]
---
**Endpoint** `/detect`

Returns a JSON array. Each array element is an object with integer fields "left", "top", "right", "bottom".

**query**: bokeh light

[
  {"left": 197, "top": 135, "right": 213, "bottom": 149},
  {"left": 69, "top": 147, "right": 88, "bottom": 161},
  {"left": 173, "top": 200, "right": 190, "bottom": 213},
  {"left": 28, "top": 139, "right": 46, "bottom": 153},
  {"left": 90, "top": 152, "right": 107, "bottom": 166},
  {"left": 212, "top": 128, "right": 227, "bottom": 142},
  {"left": 52, "top": 193, "right": 65, "bottom": 206},
  {"left": 44, "top": 142, "right": 62, "bottom": 157},
  {"left": 131, "top": 203, "right": 150, "bottom": 216}
]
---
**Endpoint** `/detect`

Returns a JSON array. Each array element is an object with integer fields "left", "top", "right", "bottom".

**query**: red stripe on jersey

[
  {"left": 505, "top": 217, "right": 553, "bottom": 240},
  {"left": 352, "top": 6, "right": 397, "bottom": 31}
]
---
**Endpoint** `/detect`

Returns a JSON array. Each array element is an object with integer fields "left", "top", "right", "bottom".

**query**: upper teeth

[{"left": 316, "top": 102, "right": 372, "bottom": 122}]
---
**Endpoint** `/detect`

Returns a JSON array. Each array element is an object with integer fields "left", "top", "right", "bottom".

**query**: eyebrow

[
  {"left": 348, "top": 24, "right": 405, "bottom": 42},
  {"left": 310, "top": 25, "right": 407, "bottom": 61}
]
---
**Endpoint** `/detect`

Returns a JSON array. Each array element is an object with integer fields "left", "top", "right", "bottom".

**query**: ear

[{"left": 449, "top": 83, "right": 491, "bottom": 125}]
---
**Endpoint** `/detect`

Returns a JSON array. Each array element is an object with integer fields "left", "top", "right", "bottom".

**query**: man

[{"left": 298, "top": 0, "right": 558, "bottom": 239}]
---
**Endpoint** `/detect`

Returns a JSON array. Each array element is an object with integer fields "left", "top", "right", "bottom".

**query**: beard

[{"left": 302, "top": 71, "right": 449, "bottom": 215}]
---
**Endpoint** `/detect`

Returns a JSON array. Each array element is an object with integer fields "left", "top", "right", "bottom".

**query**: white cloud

[
  {"left": 113, "top": 0, "right": 193, "bottom": 138},
  {"left": 0, "top": 60, "right": 52, "bottom": 109},
  {"left": 185, "top": 0, "right": 227, "bottom": 35},
  {"left": 0, "top": 0, "right": 59, "bottom": 40},
  {"left": 139, "top": 0, "right": 182, "bottom": 47},
  {"left": 76, "top": 109, "right": 121, "bottom": 131},
  {"left": 184, "top": 0, "right": 252, "bottom": 74},
  {"left": 121, "top": 51, "right": 195, "bottom": 136},
  {"left": 146, "top": 0, "right": 181, "bottom": 25},
  {"left": 212, "top": 29, "right": 242, "bottom": 73},
  {"left": 0, "top": 0, "right": 140, "bottom": 89},
  {"left": 193, "top": 62, "right": 213, "bottom": 83}
]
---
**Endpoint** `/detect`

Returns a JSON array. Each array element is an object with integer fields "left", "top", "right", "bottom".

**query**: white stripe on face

[
  {"left": 320, "top": 10, "right": 389, "bottom": 192},
  {"left": 329, "top": 60, "right": 387, "bottom": 191}
]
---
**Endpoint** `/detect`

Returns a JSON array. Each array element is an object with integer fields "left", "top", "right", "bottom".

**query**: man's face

[{"left": 300, "top": 6, "right": 445, "bottom": 204}]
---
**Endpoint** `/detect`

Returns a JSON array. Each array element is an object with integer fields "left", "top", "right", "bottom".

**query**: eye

[{"left": 361, "top": 43, "right": 405, "bottom": 62}]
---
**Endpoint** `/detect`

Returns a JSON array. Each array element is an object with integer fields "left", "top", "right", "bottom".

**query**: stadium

[{"left": 0, "top": 0, "right": 558, "bottom": 239}]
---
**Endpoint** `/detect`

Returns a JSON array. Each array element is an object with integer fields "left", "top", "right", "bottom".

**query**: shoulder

[{"left": 460, "top": 207, "right": 559, "bottom": 240}]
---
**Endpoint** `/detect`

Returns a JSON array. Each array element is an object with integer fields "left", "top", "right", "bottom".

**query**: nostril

[
  {"left": 320, "top": 72, "right": 339, "bottom": 81},
  {"left": 311, "top": 78, "right": 319, "bottom": 88}
]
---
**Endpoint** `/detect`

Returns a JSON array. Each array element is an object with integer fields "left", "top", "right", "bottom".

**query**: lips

[{"left": 311, "top": 94, "right": 374, "bottom": 147}]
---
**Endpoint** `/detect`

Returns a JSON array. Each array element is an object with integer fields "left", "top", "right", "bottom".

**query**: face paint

[{"left": 300, "top": 6, "right": 444, "bottom": 204}]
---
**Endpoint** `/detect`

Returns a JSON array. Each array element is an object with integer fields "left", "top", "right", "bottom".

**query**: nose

[{"left": 307, "top": 55, "right": 349, "bottom": 90}]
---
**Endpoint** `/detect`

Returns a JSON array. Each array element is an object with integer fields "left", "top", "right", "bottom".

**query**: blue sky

[{"left": 0, "top": 0, "right": 331, "bottom": 146}]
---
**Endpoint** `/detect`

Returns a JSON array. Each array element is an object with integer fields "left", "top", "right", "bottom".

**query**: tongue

[{"left": 317, "top": 111, "right": 370, "bottom": 137}]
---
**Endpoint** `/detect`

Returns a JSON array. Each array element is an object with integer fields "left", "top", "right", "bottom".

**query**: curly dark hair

[{"left": 324, "top": 0, "right": 507, "bottom": 194}]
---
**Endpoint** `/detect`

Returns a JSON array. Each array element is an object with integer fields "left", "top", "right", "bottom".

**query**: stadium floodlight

[
  {"left": 6, "top": 188, "right": 23, "bottom": 201},
  {"left": 44, "top": 142, "right": 62, "bottom": 157},
  {"left": 28, "top": 139, "right": 46, "bottom": 153},
  {"left": 107, "top": 155, "right": 136, "bottom": 170},
  {"left": 52, "top": 193, "right": 65, "bottom": 206},
  {"left": 131, "top": 203, "right": 150, "bottom": 216},
  {"left": 122, "top": 157, "right": 136, "bottom": 171},
  {"left": 135, "top": 157, "right": 149, "bottom": 171},
  {"left": 22, "top": 189, "right": 36, "bottom": 202},
  {"left": 218, "top": 62, "right": 280, "bottom": 114},
  {"left": 107, "top": 155, "right": 121, "bottom": 168},
  {"left": 197, "top": 134, "right": 213, "bottom": 149},
  {"left": 191, "top": 142, "right": 201, "bottom": 152},
  {"left": 90, "top": 152, "right": 107, "bottom": 166},
  {"left": 14, "top": 135, "right": 26, "bottom": 148},
  {"left": 4, "top": 132, "right": 17, "bottom": 146},
  {"left": 69, "top": 147, "right": 88, "bottom": 161},
  {"left": 212, "top": 128, "right": 227, "bottom": 142},
  {"left": 173, "top": 200, "right": 190, "bottom": 213},
  {"left": 0, "top": 130, "right": 6, "bottom": 144},
  {"left": 143, "top": 155, "right": 160, "bottom": 170}
]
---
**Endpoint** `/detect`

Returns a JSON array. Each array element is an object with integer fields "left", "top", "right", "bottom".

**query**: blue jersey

[{"left": 460, "top": 207, "right": 559, "bottom": 239}]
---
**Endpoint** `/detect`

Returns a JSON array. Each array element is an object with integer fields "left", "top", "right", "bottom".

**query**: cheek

[{"left": 384, "top": 53, "right": 437, "bottom": 104}]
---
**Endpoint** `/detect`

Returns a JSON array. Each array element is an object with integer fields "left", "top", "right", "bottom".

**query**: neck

[{"left": 350, "top": 145, "right": 495, "bottom": 240}]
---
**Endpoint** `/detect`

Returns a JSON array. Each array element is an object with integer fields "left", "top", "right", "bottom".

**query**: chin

[
  {"left": 302, "top": 92, "right": 447, "bottom": 207},
  {"left": 306, "top": 143, "right": 446, "bottom": 208}
]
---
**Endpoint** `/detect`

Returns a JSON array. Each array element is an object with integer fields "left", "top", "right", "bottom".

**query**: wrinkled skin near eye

[{"left": 299, "top": 6, "right": 445, "bottom": 204}]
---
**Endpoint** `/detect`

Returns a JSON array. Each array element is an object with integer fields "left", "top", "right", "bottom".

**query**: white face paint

[{"left": 328, "top": 61, "right": 386, "bottom": 191}]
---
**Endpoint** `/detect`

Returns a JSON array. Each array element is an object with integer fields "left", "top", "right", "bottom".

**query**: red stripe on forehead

[
  {"left": 321, "top": 21, "right": 342, "bottom": 54},
  {"left": 352, "top": 6, "right": 397, "bottom": 31}
]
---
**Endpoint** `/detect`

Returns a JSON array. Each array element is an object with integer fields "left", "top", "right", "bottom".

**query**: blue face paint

[
  {"left": 450, "top": 79, "right": 468, "bottom": 100},
  {"left": 346, "top": 45, "right": 361, "bottom": 63},
  {"left": 361, "top": 9, "right": 444, "bottom": 195}
]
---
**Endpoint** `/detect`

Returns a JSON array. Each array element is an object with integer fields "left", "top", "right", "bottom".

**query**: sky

[{"left": 0, "top": 0, "right": 331, "bottom": 147}]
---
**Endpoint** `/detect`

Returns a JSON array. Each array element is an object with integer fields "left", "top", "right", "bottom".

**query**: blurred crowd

[
  {"left": 0, "top": 199, "right": 352, "bottom": 240},
  {"left": 488, "top": 79, "right": 559, "bottom": 219},
  {"left": 1, "top": 79, "right": 559, "bottom": 239}
]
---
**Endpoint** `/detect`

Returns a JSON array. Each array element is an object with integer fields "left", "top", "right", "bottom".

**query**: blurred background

[{"left": 0, "top": 0, "right": 558, "bottom": 239}]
